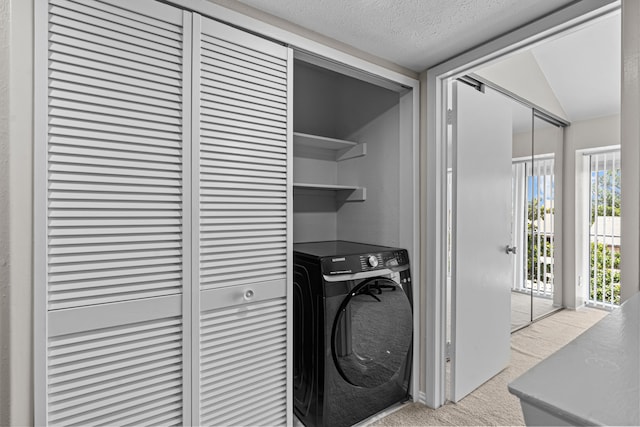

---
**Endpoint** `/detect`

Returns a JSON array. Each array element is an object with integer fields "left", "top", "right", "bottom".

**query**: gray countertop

[{"left": 508, "top": 292, "right": 640, "bottom": 426}]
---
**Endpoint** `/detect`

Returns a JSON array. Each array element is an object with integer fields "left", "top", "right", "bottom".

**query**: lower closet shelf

[{"left": 293, "top": 183, "right": 366, "bottom": 202}]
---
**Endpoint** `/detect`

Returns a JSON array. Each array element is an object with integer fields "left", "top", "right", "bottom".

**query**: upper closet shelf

[
  {"left": 293, "top": 132, "right": 366, "bottom": 161},
  {"left": 294, "top": 183, "right": 366, "bottom": 202}
]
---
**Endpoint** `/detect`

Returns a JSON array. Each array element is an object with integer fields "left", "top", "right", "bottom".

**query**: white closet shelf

[
  {"left": 293, "top": 132, "right": 366, "bottom": 161},
  {"left": 293, "top": 183, "right": 366, "bottom": 201},
  {"left": 294, "top": 132, "right": 356, "bottom": 149}
]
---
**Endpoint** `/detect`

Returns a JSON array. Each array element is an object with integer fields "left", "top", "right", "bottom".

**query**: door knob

[{"left": 505, "top": 245, "right": 517, "bottom": 254}]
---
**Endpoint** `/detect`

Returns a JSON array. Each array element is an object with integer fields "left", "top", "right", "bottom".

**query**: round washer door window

[{"left": 332, "top": 277, "right": 413, "bottom": 388}]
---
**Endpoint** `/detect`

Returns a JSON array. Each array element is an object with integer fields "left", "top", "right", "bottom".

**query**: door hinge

[
  {"left": 446, "top": 341, "right": 452, "bottom": 362},
  {"left": 447, "top": 109, "right": 454, "bottom": 125}
]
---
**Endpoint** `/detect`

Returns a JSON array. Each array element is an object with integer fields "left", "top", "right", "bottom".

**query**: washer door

[{"left": 332, "top": 277, "right": 413, "bottom": 388}]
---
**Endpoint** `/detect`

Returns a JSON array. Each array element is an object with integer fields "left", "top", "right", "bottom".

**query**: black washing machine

[{"left": 293, "top": 241, "right": 413, "bottom": 427}]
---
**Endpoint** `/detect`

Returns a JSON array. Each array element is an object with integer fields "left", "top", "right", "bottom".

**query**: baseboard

[{"left": 356, "top": 401, "right": 410, "bottom": 426}]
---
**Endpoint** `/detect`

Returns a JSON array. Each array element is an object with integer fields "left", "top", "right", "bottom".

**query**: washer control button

[{"left": 367, "top": 255, "right": 379, "bottom": 268}]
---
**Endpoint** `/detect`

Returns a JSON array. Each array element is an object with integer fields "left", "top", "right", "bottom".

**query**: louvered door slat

[
  {"left": 49, "top": 11, "right": 182, "bottom": 52},
  {"left": 201, "top": 79, "right": 287, "bottom": 106},
  {"left": 199, "top": 294, "right": 287, "bottom": 426},
  {"left": 201, "top": 87, "right": 286, "bottom": 112},
  {"left": 201, "top": 136, "right": 287, "bottom": 155},
  {"left": 49, "top": 98, "right": 182, "bottom": 125},
  {"left": 39, "top": 1, "right": 190, "bottom": 425},
  {"left": 48, "top": 138, "right": 182, "bottom": 157},
  {"left": 47, "top": 0, "right": 186, "bottom": 304},
  {"left": 49, "top": 60, "right": 182, "bottom": 93},
  {"left": 201, "top": 34, "right": 286, "bottom": 70},
  {"left": 201, "top": 62, "right": 287, "bottom": 92},
  {"left": 49, "top": 217, "right": 181, "bottom": 227},
  {"left": 51, "top": 0, "right": 183, "bottom": 38},
  {"left": 201, "top": 131, "right": 288, "bottom": 150},
  {"left": 203, "top": 141, "right": 287, "bottom": 158},
  {"left": 194, "top": 16, "right": 290, "bottom": 425},
  {"left": 49, "top": 364, "right": 180, "bottom": 403},
  {"left": 49, "top": 81, "right": 181, "bottom": 110},
  {"left": 47, "top": 316, "right": 183, "bottom": 426},
  {"left": 197, "top": 16, "right": 288, "bottom": 290},
  {"left": 50, "top": 62, "right": 180, "bottom": 99},
  {"left": 202, "top": 48, "right": 287, "bottom": 75},
  {"left": 49, "top": 240, "right": 181, "bottom": 254},
  {"left": 207, "top": 394, "right": 286, "bottom": 427},
  {"left": 49, "top": 44, "right": 182, "bottom": 81},
  {"left": 49, "top": 182, "right": 182, "bottom": 196},
  {"left": 201, "top": 94, "right": 287, "bottom": 120}
]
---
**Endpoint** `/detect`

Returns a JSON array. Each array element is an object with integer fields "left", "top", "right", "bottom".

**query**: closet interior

[{"left": 293, "top": 59, "right": 408, "bottom": 247}]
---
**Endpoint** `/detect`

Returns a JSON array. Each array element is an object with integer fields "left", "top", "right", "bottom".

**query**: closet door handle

[{"left": 505, "top": 245, "right": 517, "bottom": 255}]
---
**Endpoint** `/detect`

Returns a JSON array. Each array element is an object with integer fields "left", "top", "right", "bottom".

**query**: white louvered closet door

[
  {"left": 36, "top": 1, "right": 192, "bottom": 425},
  {"left": 192, "top": 15, "right": 292, "bottom": 427}
]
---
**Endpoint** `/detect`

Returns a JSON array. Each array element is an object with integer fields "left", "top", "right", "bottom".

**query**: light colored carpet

[{"left": 371, "top": 307, "right": 609, "bottom": 426}]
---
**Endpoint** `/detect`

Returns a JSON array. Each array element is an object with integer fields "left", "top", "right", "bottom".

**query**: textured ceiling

[{"left": 233, "top": 0, "right": 577, "bottom": 71}]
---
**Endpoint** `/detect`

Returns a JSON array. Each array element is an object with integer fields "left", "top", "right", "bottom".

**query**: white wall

[
  {"left": 564, "top": 115, "right": 620, "bottom": 308},
  {"left": 0, "top": 1, "right": 10, "bottom": 424},
  {"left": 475, "top": 50, "right": 569, "bottom": 121},
  {"left": 337, "top": 104, "right": 401, "bottom": 246},
  {"left": 335, "top": 75, "right": 401, "bottom": 247},
  {"left": 513, "top": 124, "right": 562, "bottom": 158},
  {"left": 1, "top": 0, "right": 34, "bottom": 424},
  {"left": 620, "top": 0, "right": 640, "bottom": 302}
]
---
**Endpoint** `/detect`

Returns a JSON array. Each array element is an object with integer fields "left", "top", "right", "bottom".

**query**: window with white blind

[
  {"left": 586, "top": 150, "right": 621, "bottom": 308},
  {"left": 511, "top": 156, "right": 555, "bottom": 298}
]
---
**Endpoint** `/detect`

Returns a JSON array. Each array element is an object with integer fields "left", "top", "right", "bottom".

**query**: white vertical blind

[
  {"left": 192, "top": 15, "right": 290, "bottom": 426},
  {"left": 588, "top": 150, "right": 621, "bottom": 308},
  {"left": 39, "top": 0, "right": 191, "bottom": 424}
]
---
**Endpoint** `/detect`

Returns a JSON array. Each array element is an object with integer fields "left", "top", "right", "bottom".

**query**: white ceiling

[
  {"left": 233, "top": 0, "right": 578, "bottom": 71},
  {"left": 232, "top": 0, "right": 620, "bottom": 124}
]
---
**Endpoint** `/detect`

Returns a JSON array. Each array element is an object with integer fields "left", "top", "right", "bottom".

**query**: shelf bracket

[
  {"left": 337, "top": 187, "right": 366, "bottom": 202},
  {"left": 336, "top": 142, "right": 366, "bottom": 161}
]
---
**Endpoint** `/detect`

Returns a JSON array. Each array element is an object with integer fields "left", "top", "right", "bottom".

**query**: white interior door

[{"left": 451, "top": 81, "right": 513, "bottom": 402}]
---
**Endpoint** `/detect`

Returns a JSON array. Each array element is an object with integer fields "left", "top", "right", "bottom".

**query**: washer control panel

[{"left": 321, "top": 249, "right": 409, "bottom": 275}]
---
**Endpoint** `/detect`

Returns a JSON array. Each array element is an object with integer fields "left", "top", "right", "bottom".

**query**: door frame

[{"left": 423, "top": 0, "right": 620, "bottom": 408}]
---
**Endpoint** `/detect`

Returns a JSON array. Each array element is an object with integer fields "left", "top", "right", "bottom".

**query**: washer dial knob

[{"left": 367, "top": 255, "right": 379, "bottom": 268}]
